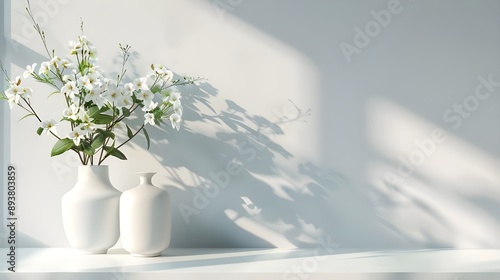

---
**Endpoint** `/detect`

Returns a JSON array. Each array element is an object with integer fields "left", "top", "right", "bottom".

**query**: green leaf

[
  {"left": 91, "top": 136, "right": 104, "bottom": 150},
  {"left": 122, "top": 107, "right": 131, "bottom": 117},
  {"left": 51, "top": 138, "right": 74, "bottom": 157},
  {"left": 91, "top": 131, "right": 115, "bottom": 150},
  {"left": 104, "top": 146, "right": 127, "bottom": 160},
  {"left": 36, "top": 127, "right": 44, "bottom": 136},
  {"left": 143, "top": 127, "right": 150, "bottom": 150},
  {"left": 88, "top": 106, "right": 100, "bottom": 118},
  {"left": 93, "top": 114, "right": 114, "bottom": 125},
  {"left": 151, "top": 84, "right": 161, "bottom": 94},
  {"left": 81, "top": 141, "right": 96, "bottom": 156},
  {"left": 126, "top": 125, "right": 134, "bottom": 139},
  {"left": 0, "top": 93, "right": 7, "bottom": 100},
  {"left": 88, "top": 106, "right": 109, "bottom": 118},
  {"left": 18, "top": 113, "right": 35, "bottom": 122}
]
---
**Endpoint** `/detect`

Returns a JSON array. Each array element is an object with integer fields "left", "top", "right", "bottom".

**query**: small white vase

[
  {"left": 62, "top": 165, "right": 121, "bottom": 254},
  {"left": 120, "top": 172, "right": 171, "bottom": 257}
]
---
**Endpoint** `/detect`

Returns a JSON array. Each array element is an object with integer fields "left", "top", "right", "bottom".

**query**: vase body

[
  {"left": 120, "top": 172, "right": 171, "bottom": 257},
  {"left": 62, "top": 165, "right": 121, "bottom": 254}
]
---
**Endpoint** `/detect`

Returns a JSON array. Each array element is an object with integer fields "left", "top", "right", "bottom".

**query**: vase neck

[
  {"left": 137, "top": 172, "right": 156, "bottom": 185},
  {"left": 78, "top": 165, "right": 111, "bottom": 183}
]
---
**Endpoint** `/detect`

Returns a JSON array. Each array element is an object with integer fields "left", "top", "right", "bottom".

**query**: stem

[
  {"left": 26, "top": 0, "right": 52, "bottom": 59},
  {"left": 98, "top": 123, "right": 145, "bottom": 165},
  {"left": 98, "top": 137, "right": 110, "bottom": 165},
  {"left": 111, "top": 103, "right": 140, "bottom": 127},
  {"left": 116, "top": 44, "right": 130, "bottom": 86},
  {"left": 115, "top": 123, "right": 144, "bottom": 150},
  {"left": 0, "top": 60, "right": 11, "bottom": 81}
]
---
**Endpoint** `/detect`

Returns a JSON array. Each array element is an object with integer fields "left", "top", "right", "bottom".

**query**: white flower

[
  {"left": 62, "top": 75, "right": 73, "bottom": 82},
  {"left": 152, "top": 64, "right": 166, "bottom": 75},
  {"left": 85, "top": 88, "right": 106, "bottom": 108},
  {"left": 67, "top": 128, "right": 85, "bottom": 146},
  {"left": 7, "top": 96, "right": 18, "bottom": 109},
  {"left": 20, "top": 87, "right": 33, "bottom": 99},
  {"left": 79, "top": 35, "right": 89, "bottom": 44},
  {"left": 133, "top": 77, "right": 149, "bottom": 91},
  {"left": 88, "top": 46, "right": 98, "bottom": 60},
  {"left": 68, "top": 40, "right": 82, "bottom": 55},
  {"left": 144, "top": 113, "right": 155, "bottom": 125},
  {"left": 77, "top": 108, "right": 91, "bottom": 123},
  {"left": 5, "top": 85, "right": 21, "bottom": 96},
  {"left": 123, "top": 82, "right": 134, "bottom": 94},
  {"left": 41, "top": 119, "right": 58, "bottom": 135},
  {"left": 142, "top": 101, "right": 157, "bottom": 112},
  {"left": 119, "top": 94, "right": 133, "bottom": 108},
  {"left": 9, "top": 76, "right": 21, "bottom": 87},
  {"left": 169, "top": 113, "right": 181, "bottom": 131},
  {"left": 79, "top": 75, "right": 93, "bottom": 91},
  {"left": 162, "top": 70, "right": 173, "bottom": 82},
  {"left": 136, "top": 89, "right": 154, "bottom": 103},
  {"left": 5, "top": 85, "right": 21, "bottom": 108},
  {"left": 169, "top": 91, "right": 181, "bottom": 106},
  {"left": 174, "top": 104, "right": 183, "bottom": 117},
  {"left": 60, "top": 59, "right": 72, "bottom": 69},
  {"left": 103, "top": 85, "right": 122, "bottom": 105},
  {"left": 88, "top": 72, "right": 102, "bottom": 88},
  {"left": 50, "top": 56, "right": 62, "bottom": 68},
  {"left": 63, "top": 104, "right": 79, "bottom": 120},
  {"left": 39, "top": 61, "right": 51, "bottom": 75},
  {"left": 153, "top": 64, "right": 170, "bottom": 76},
  {"left": 78, "top": 122, "right": 95, "bottom": 135},
  {"left": 23, "top": 63, "right": 37, "bottom": 78},
  {"left": 61, "top": 81, "right": 79, "bottom": 99}
]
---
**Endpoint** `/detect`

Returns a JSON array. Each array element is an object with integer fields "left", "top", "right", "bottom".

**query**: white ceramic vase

[
  {"left": 62, "top": 165, "right": 121, "bottom": 254},
  {"left": 120, "top": 172, "right": 171, "bottom": 257}
]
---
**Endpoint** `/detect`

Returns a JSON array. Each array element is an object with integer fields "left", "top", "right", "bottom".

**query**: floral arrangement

[{"left": 0, "top": 3, "right": 201, "bottom": 165}]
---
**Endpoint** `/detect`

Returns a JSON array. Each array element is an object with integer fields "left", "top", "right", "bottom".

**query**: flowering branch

[{"left": 0, "top": 0, "right": 204, "bottom": 165}]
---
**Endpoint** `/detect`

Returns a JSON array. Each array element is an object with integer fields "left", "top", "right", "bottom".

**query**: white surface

[
  {"left": 15, "top": 248, "right": 500, "bottom": 272},
  {"left": 1, "top": 248, "right": 500, "bottom": 279}
]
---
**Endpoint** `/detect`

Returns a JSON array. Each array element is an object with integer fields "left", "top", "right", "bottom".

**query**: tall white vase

[
  {"left": 120, "top": 172, "right": 171, "bottom": 257},
  {"left": 62, "top": 165, "right": 121, "bottom": 254}
]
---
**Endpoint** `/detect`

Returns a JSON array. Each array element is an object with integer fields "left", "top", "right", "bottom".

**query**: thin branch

[{"left": 26, "top": 0, "right": 52, "bottom": 59}]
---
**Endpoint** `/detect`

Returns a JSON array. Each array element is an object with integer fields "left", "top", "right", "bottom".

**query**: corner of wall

[{"left": 0, "top": 0, "right": 12, "bottom": 246}]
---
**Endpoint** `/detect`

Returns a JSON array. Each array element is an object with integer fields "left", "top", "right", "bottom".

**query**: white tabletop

[{"left": 1, "top": 248, "right": 500, "bottom": 279}]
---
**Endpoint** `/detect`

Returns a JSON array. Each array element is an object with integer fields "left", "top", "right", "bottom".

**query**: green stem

[
  {"left": 26, "top": 0, "right": 52, "bottom": 59},
  {"left": 98, "top": 123, "right": 145, "bottom": 165}
]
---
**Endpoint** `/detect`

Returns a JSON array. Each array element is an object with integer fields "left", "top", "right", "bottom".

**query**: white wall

[{"left": 6, "top": 0, "right": 500, "bottom": 249}]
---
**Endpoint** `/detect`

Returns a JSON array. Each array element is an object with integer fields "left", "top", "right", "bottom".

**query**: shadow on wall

[
  {"left": 124, "top": 73, "right": 350, "bottom": 248},
  {"left": 122, "top": 68, "right": 412, "bottom": 249},
  {"left": 195, "top": 0, "right": 500, "bottom": 249}
]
